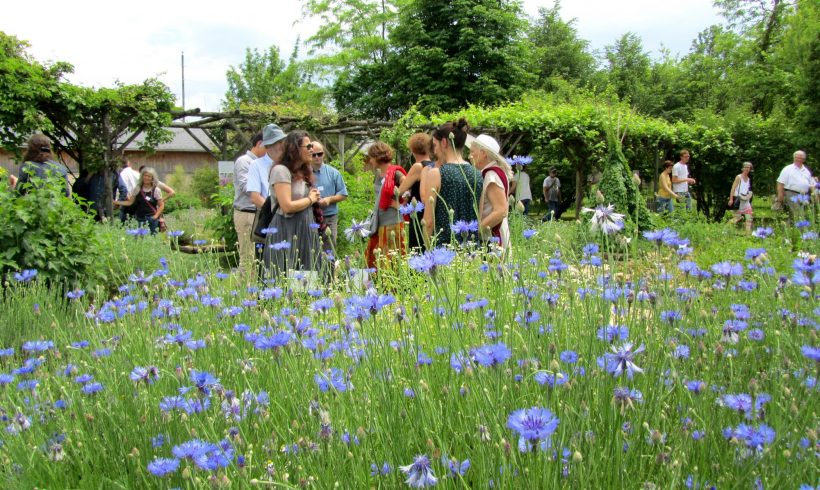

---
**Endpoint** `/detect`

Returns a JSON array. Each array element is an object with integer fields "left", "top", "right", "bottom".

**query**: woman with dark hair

[
  {"left": 421, "top": 118, "right": 483, "bottom": 246},
  {"left": 655, "top": 160, "right": 678, "bottom": 214},
  {"left": 17, "top": 134, "right": 70, "bottom": 196},
  {"left": 262, "top": 131, "right": 323, "bottom": 279},
  {"left": 397, "top": 132, "right": 435, "bottom": 251},
  {"left": 365, "top": 141, "right": 407, "bottom": 270}
]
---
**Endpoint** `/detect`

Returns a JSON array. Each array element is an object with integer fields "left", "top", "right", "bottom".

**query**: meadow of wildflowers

[{"left": 0, "top": 213, "right": 818, "bottom": 489}]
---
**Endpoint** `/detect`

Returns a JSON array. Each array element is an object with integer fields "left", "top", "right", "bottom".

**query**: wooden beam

[{"left": 182, "top": 127, "right": 219, "bottom": 160}]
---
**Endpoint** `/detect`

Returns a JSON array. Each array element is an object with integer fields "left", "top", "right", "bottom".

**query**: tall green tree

[
  {"left": 525, "top": 2, "right": 596, "bottom": 86},
  {"left": 224, "top": 45, "right": 325, "bottom": 109},
  {"left": 334, "top": 0, "right": 533, "bottom": 118},
  {"left": 603, "top": 33, "right": 651, "bottom": 108}
]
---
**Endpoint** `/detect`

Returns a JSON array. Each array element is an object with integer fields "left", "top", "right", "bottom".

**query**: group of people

[
  {"left": 232, "top": 119, "right": 518, "bottom": 281},
  {"left": 656, "top": 149, "right": 815, "bottom": 233}
]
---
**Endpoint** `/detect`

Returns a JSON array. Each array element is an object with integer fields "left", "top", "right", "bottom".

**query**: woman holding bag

[
  {"left": 262, "top": 131, "right": 323, "bottom": 279},
  {"left": 114, "top": 167, "right": 164, "bottom": 234},
  {"left": 728, "top": 161, "right": 754, "bottom": 234}
]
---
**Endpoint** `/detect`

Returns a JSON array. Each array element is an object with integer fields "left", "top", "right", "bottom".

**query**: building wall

[{"left": 0, "top": 149, "right": 216, "bottom": 182}]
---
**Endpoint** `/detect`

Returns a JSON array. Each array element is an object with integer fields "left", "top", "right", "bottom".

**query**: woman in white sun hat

[{"left": 470, "top": 134, "right": 513, "bottom": 255}]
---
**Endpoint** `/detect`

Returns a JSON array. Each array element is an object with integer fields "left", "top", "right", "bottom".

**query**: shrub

[
  {"left": 191, "top": 166, "right": 220, "bottom": 207},
  {"left": 165, "top": 164, "right": 190, "bottom": 195},
  {"left": 162, "top": 192, "right": 202, "bottom": 214},
  {"left": 205, "top": 183, "right": 238, "bottom": 251},
  {"left": 0, "top": 177, "right": 101, "bottom": 286}
]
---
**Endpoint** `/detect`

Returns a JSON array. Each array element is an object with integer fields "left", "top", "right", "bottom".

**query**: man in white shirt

[
  {"left": 118, "top": 159, "right": 140, "bottom": 222},
  {"left": 775, "top": 150, "right": 813, "bottom": 220},
  {"left": 233, "top": 131, "right": 267, "bottom": 280},
  {"left": 247, "top": 124, "right": 287, "bottom": 208},
  {"left": 511, "top": 164, "right": 532, "bottom": 214},
  {"left": 671, "top": 149, "right": 696, "bottom": 210}
]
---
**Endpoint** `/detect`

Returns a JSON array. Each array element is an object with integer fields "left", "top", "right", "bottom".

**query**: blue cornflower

[
  {"left": 0, "top": 348, "right": 13, "bottom": 357},
  {"left": 523, "top": 229, "right": 537, "bottom": 239},
  {"left": 450, "top": 220, "right": 478, "bottom": 235},
  {"left": 81, "top": 382, "right": 104, "bottom": 395},
  {"left": 269, "top": 240, "right": 291, "bottom": 250},
  {"left": 597, "top": 325, "right": 629, "bottom": 343},
  {"left": 581, "top": 204, "right": 625, "bottom": 234},
  {"left": 747, "top": 329, "right": 765, "bottom": 341},
  {"left": 559, "top": 350, "right": 578, "bottom": 364},
  {"left": 711, "top": 261, "right": 744, "bottom": 278},
  {"left": 802, "top": 345, "right": 820, "bottom": 362},
  {"left": 533, "top": 371, "right": 568, "bottom": 388},
  {"left": 444, "top": 456, "right": 470, "bottom": 477},
  {"left": 74, "top": 373, "right": 94, "bottom": 384},
  {"left": 471, "top": 342, "right": 511, "bottom": 367},
  {"left": 685, "top": 380, "right": 705, "bottom": 394},
  {"left": 404, "top": 387, "right": 416, "bottom": 398},
  {"left": 643, "top": 228, "right": 676, "bottom": 246},
  {"left": 724, "top": 423, "right": 776, "bottom": 452},
  {"left": 745, "top": 248, "right": 767, "bottom": 261},
  {"left": 400, "top": 455, "right": 438, "bottom": 488},
  {"left": 751, "top": 227, "right": 773, "bottom": 239},
  {"left": 802, "top": 231, "right": 818, "bottom": 241},
  {"left": 130, "top": 366, "right": 160, "bottom": 384},
  {"left": 613, "top": 387, "right": 643, "bottom": 409},
  {"left": 172, "top": 439, "right": 213, "bottom": 459},
  {"left": 602, "top": 342, "right": 645, "bottom": 379},
  {"left": 66, "top": 289, "right": 85, "bottom": 300},
  {"left": 22, "top": 340, "right": 54, "bottom": 352},
  {"left": 795, "top": 219, "right": 811, "bottom": 228},
  {"left": 167, "top": 230, "right": 184, "bottom": 237},
  {"left": 147, "top": 458, "right": 179, "bottom": 477},
  {"left": 314, "top": 368, "right": 350, "bottom": 392},
  {"left": 660, "top": 310, "right": 682, "bottom": 324},
  {"left": 14, "top": 269, "right": 38, "bottom": 282},
  {"left": 190, "top": 370, "right": 220, "bottom": 395},
  {"left": 507, "top": 407, "right": 560, "bottom": 452},
  {"left": 582, "top": 243, "right": 599, "bottom": 255},
  {"left": 344, "top": 219, "right": 371, "bottom": 241},
  {"left": 673, "top": 345, "right": 690, "bottom": 360},
  {"left": 408, "top": 248, "right": 456, "bottom": 274}
]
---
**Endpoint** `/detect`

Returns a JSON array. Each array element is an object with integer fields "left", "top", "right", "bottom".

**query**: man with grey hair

[
  {"left": 310, "top": 141, "right": 347, "bottom": 252},
  {"left": 233, "top": 131, "right": 267, "bottom": 279},
  {"left": 775, "top": 150, "right": 812, "bottom": 220}
]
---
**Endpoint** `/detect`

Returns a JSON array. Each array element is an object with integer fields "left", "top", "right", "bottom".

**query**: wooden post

[
  {"left": 102, "top": 111, "right": 115, "bottom": 221},
  {"left": 338, "top": 134, "right": 345, "bottom": 164}
]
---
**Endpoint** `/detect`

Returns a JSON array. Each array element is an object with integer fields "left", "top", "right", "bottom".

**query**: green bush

[
  {"left": 205, "top": 183, "right": 238, "bottom": 251},
  {"left": 162, "top": 192, "right": 202, "bottom": 214},
  {"left": 0, "top": 176, "right": 101, "bottom": 286},
  {"left": 191, "top": 166, "right": 220, "bottom": 207},
  {"left": 165, "top": 164, "right": 190, "bottom": 195},
  {"left": 335, "top": 155, "right": 375, "bottom": 258}
]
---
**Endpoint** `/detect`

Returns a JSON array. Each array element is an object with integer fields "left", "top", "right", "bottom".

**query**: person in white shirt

[
  {"left": 119, "top": 159, "right": 140, "bottom": 195},
  {"left": 233, "top": 131, "right": 267, "bottom": 280},
  {"left": 775, "top": 150, "right": 813, "bottom": 220},
  {"left": 671, "top": 149, "right": 696, "bottom": 210},
  {"left": 511, "top": 165, "right": 532, "bottom": 214},
  {"left": 247, "top": 124, "right": 287, "bottom": 208},
  {"left": 542, "top": 168, "right": 561, "bottom": 221}
]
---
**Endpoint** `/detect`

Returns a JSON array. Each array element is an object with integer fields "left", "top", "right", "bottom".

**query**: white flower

[{"left": 581, "top": 204, "right": 625, "bottom": 235}]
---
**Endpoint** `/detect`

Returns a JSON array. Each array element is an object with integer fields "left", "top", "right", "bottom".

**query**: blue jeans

[
  {"left": 543, "top": 200, "right": 559, "bottom": 221},
  {"left": 521, "top": 199, "right": 531, "bottom": 215},
  {"left": 678, "top": 192, "right": 692, "bottom": 210},
  {"left": 656, "top": 197, "right": 673, "bottom": 213},
  {"left": 137, "top": 216, "right": 160, "bottom": 234}
]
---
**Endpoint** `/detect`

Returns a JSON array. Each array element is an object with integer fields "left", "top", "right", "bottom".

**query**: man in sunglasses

[{"left": 310, "top": 141, "right": 348, "bottom": 253}]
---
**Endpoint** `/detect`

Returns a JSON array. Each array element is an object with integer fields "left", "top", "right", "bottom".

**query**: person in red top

[{"left": 365, "top": 141, "right": 407, "bottom": 271}]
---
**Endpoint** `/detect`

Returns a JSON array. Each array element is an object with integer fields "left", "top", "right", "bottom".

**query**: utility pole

[{"left": 181, "top": 51, "right": 186, "bottom": 120}]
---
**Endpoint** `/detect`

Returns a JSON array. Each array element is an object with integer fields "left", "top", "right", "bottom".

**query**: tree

[
  {"left": 224, "top": 44, "right": 326, "bottom": 109},
  {"left": 335, "top": 0, "right": 534, "bottom": 117},
  {"left": 525, "top": 2, "right": 596, "bottom": 86},
  {"left": 603, "top": 33, "right": 651, "bottom": 107}
]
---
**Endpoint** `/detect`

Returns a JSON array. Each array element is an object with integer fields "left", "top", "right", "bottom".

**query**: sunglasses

[
  {"left": 301, "top": 143, "right": 314, "bottom": 150},
  {"left": 312, "top": 152, "right": 324, "bottom": 158}
]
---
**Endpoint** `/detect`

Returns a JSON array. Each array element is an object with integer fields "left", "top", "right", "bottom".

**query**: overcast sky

[{"left": 2, "top": 0, "right": 722, "bottom": 112}]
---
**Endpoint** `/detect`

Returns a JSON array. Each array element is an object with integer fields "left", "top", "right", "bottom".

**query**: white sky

[{"left": 1, "top": 0, "right": 722, "bottom": 112}]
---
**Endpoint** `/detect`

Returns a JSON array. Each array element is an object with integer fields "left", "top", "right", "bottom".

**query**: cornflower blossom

[
  {"left": 711, "top": 262, "right": 744, "bottom": 279},
  {"left": 13, "top": 269, "right": 38, "bottom": 282},
  {"left": 660, "top": 310, "right": 682, "bottom": 324},
  {"left": 471, "top": 342, "right": 511, "bottom": 367},
  {"left": 686, "top": 380, "right": 706, "bottom": 394},
  {"left": 82, "top": 382, "right": 104, "bottom": 395},
  {"left": 751, "top": 227, "right": 773, "bottom": 239},
  {"left": 801, "top": 345, "right": 820, "bottom": 362},
  {"left": 643, "top": 229, "right": 677, "bottom": 246},
  {"left": 450, "top": 220, "right": 478, "bottom": 235},
  {"left": 130, "top": 366, "right": 160, "bottom": 384},
  {"left": 442, "top": 455, "right": 470, "bottom": 477},
  {"left": 190, "top": 370, "right": 220, "bottom": 396},
  {"left": 269, "top": 240, "right": 290, "bottom": 250},
  {"left": 559, "top": 350, "right": 578, "bottom": 364},
  {"left": 534, "top": 371, "right": 568, "bottom": 388},
  {"left": 399, "top": 201, "right": 425, "bottom": 216},
  {"left": 522, "top": 229, "right": 537, "bottom": 239},
  {"left": 613, "top": 387, "right": 643, "bottom": 411},
  {"left": 792, "top": 257, "right": 820, "bottom": 288},
  {"left": 126, "top": 228, "right": 150, "bottom": 237},
  {"left": 147, "top": 458, "right": 179, "bottom": 477},
  {"left": 22, "top": 340, "right": 54, "bottom": 352},
  {"left": 602, "top": 342, "right": 645, "bottom": 379},
  {"left": 802, "top": 231, "right": 818, "bottom": 241},
  {"left": 597, "top": 325, "right": 629, "bottom": 343},
  {"left": 582, "top": 204, "right": 625, "bottom": 234},
  {"left": 399, "top": 455, "right": 438, "bottom": 488},
  {"left": 314, "top": 368, "right": 350, "bottom": 392},
  {"left": 66, "top": 290, "right": 85, "bottom": 300},
  {"left": 507, "top": 407, "right": 560, "bottom": 453},
  {"left": 745, "top": 248, "right": 767, "bottom": 261},
  {"left": 344, "top": 219, "right": 371, "bottom": 242},
  {"left": 167, "top": 230, "right": 184, "bottom": 237},
  {"left": 723, "top": 423, "right": 776, "bottom": 452},
  {"left": 408, "top": 248, "right": 456, "bottom": 275}
]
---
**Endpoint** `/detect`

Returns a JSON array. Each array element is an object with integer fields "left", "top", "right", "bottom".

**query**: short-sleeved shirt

[
  {"left": 233, "top": 150, "right": 257, "bottom": 210},
  {"left": 270, "top": 165, "right": 309, "bottom": 217},
  {"left": 312, "top": 163, "right": 348, "bottom": 217},
  {"left": 515, "top": 171, "right": 532, "bottom": 200},
  {"left": 128, "top": 186, "right": 163, "bottom": 218},
  {"left": 247, "top": 154, "right": 274, "bottom": 199},
  {"left": 119, "top": 167, "right": 140, "bottom": 195},
  {"left": 777, "top": 163, "right": 813, "bottom": 194},
  {"left": 671, "top": 162, "right": 689, "bottom": 193},
  {"left": 543, "top": 176, "right": 560, "bottom": 201}
]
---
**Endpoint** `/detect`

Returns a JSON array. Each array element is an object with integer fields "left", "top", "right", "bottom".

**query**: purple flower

[
  {"left": 711, "top": 261, "right": 744, "bottom": 278},
  {"left": 22, "top": 340, "right": 54, "bottom": 352},
  {"left": 81, "top": 382, "right": 104, "bottom": 395},
  {"left": 450, "top": 220, "right": 478, "bottom": 235},
  {"left": 751, "top": 227, "right": 773, "bottom": 239},
  {"left": 507, "top": 407, "right": 560, "bottom": 452},
  {"left": 802, "top": 345, "right": 820, "bottom": 362},
  {"left": 602, "top": 342, "right": 645, "bottom": 379},
  {"left": 523, "top": 229, "right": 537, "bottom": 239},
  {"left": 400, "top": 454, "right": 438, "bottom": 488},
  {"left": 471, "top": 342, "right": 511, "bottom": 367},
  {"left": 190, "top": 370, "right": 220, "bottom": 395},
  {"left": 314, "top": 368, "right": 350, "bottom": 392},
  {"left": 13, "top": 269, "right": 38, "bottom": 282},
  {"left": 559, "top": 350, "right": 578, "bottom": 364},
  {"left": 408, "top": 248, "right": 456, "bottom": 274},
  {"left": 147, "top": 458, "right": 179, "bottom": 477}
]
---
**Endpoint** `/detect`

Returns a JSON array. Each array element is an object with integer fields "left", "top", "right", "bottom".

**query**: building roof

[{"left": 122, "top": 128, "right": 216, "bottom": 153}]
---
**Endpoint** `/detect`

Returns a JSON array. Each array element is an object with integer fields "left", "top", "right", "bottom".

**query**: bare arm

[
  {"left": 154, "top": 199, "right": 165, "bottom": 219},
  {"left": 397, "top": 163, "right": 422, "bottom": 197},
  {"left": 274, "top": 182, "right": 319, "bottom": 215},
  {"left": 421, "top": 168, "right": 441, "bottom": 240},
  {"left": 659, "top": 175, "right": 678, "bottom": 198},
  {"left": 776, "top": 182, "right": 785, "bottom": 203},
  {"left": 481, "top": 184, "right": 508, "bottom": 231},
  {"left": 728, "top": 175, "right": 740, "bottom": 204},
  {"left": 158, "top": 181, "right": 175, "bottom": 200},
  {"left": 250, "top": 192, "right": 265, "bottom": 208},
  {"left": 114, "top": 191, "right": 137, "bottom": 207}
]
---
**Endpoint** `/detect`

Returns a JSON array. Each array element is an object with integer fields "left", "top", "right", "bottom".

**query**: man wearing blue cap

[{"left": 247, "top": 124, "right": 287, "bottom": 209}]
